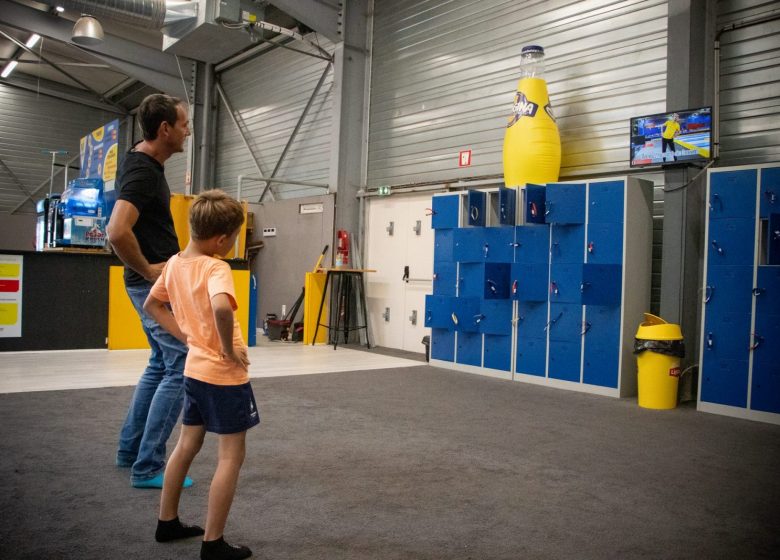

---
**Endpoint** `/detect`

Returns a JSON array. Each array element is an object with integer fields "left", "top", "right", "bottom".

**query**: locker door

[
  {"left": 703, "top": 266, "right": 753, "bottom": 320},
  {"left": 760, "top": 167, "right": 780, "bottom": 219},
  {"left": 498, "top": 187, "right": 517, "bottom": 226},
  {"left": 402, "top": 197, "right": 434, "bottom": 353},
  {"left": 551, "top": 225, "right": 585, "bottom": 264},
  {"left": 707, "top": 218, "right": 756, "bottom": 266},
  {"left": 547, "top": 303, "right": 584, "bottom": 341},
  {"left": 432, "top": 262, "right": 457, "bottom": 296},
  {"left": 549, "top": 263, "right": 584, "bottom": 304},
  {"left": 582, "top": 305, "right": 621, "bottom": 388},
  {"left": 768, "top": 214, "right": 780, "bottom": 265},
  {"left": 587, "top": 180, "right": 624, "bottom": 223},
  {"left": 545, "top": 183, "right": 586, "bottom": 224},
  {"left": 523, "top": 184, "right": 546, "bottom": 224},
  {"left": 431, "top": 328, "right": 455, "bottom": 362},
  {"left": 434, "top": 229, "right": 454, "bottom": 262},
  {"left": 709, "top": 169, "right": 757, "bottom": 219},
  {"left": 581, "top": 264, "right": 622, "bottom": 306},
  {"left": 755, "top": 266, "right": 780, "bottom": 311},
  {"left": 585, "top": 222, "right": 624, "bottom": 264},
  {"left": 515, "top": 224, "right": 550, "bottom": 263},
  {"left": 484, "top": 334, "right": 512, "bottom": 371},
  {"left": 511, "top": 262, "right": 549, "bottom": 302},
  {"left": 467, "top": 190, "right": 486, "bottom": 226},
  {"left": 517, "top": 301, "right": 549, "bottom": 339},
  {"left": 701, "top": 312, "right": 751, "bottom": 407},
  {"left": 548, "top": 339, "right": 582, "bottom": 382},
  {"left": 750, "top": 312, "right": 780, "bottom": 414},
  {"left": 479, "top": 300, "right": 513, "bottom": 335},
  {"left": 453, "top": 227, "right": 481, "bottom": 263},
  {"left": 431, "top": 194, "right": 461, "bottom": 228},
  {"left": 516, "top": 337, "right": 547, "bottom": 376},
  {"left": 456, "top": 332, "right": 483, "bottom": 366},
  {"left": 483, "top": 227, "right": 514, "bottom": 263},
  {"left": 424, "top": 295, "right": 455, "bottom": 329}
]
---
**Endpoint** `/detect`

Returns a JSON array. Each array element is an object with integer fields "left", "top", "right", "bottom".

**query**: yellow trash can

[{"left": 634, "top": 313, "right": 685, "bottom": 410}]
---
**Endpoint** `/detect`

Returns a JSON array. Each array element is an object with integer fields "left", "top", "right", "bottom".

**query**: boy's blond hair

[{"left": 189, "top": 189, "right": 245, "bottom": 240}]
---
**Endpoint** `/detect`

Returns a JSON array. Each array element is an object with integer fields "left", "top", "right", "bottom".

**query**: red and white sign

[{"left": 458, "top": 149, "right": 472, "bottom": 167}]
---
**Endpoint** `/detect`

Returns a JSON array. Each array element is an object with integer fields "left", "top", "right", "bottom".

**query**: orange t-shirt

[{"left": 150, "top": 254, "right": 249, "bottom": 386}]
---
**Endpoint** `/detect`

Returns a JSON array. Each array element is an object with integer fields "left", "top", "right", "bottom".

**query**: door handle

[
  {"left": 409, "top": 310, "right": 417, "bottom": 326},
  {"left": 402, "top": 265, "right": 409, "bottom": 282},
  {"left": 382, "top": 307, "right": 390, "bottom": 322}
]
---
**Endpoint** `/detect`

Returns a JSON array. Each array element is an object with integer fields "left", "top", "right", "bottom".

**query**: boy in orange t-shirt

[{"left": 144, "top": 189, "right": 256, "bottom": 560}]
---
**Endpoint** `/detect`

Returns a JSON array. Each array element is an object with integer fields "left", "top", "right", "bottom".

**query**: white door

[{"left": 401, "top": 196, "right": 434, "bottom": 352}]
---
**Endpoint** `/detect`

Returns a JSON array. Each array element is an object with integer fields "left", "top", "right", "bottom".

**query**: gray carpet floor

[{"left": 1, "top": 365, "right": 779, "bottom": 559}]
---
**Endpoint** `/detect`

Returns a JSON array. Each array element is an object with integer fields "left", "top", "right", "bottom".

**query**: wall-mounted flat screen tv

[{"left": 630, "top": 107, "right": 712, "bottom": 167}]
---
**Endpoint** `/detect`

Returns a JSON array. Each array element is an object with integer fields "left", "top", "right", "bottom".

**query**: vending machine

[{"left": 55, "top": 178, "right": 108, "bottom": 248}]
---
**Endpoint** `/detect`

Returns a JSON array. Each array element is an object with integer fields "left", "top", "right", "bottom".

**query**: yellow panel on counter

[
  {"left": 108, "top": 266, "right": 251, "bottom": 350},
  {"left": 170, "top": 194, "right": 248, "bottom": 259},
  {"left": 303, "top": 272, "right": 328, "bottom": 345}
]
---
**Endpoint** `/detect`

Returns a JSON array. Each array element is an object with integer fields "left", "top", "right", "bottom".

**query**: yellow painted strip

[
  {"left": 0, "top": 263, "right": 21, "bottom": 277},
  {"left": 303, "top": 272, "right": 328, "bottom": 344},
  {"left": 0, "top": 303, "right": 18, "bottom": 325}
]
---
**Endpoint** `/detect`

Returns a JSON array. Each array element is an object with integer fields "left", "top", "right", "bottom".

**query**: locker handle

[
  {"left": 451, "top": 312, "right": 459, "bottom": 325},
  {"left": 486, "top": 279, "right": 497, "bottom": 294},
  {"left": 550, "top": 281, "right": 559, "bottom": 295},
  {"left": 509, "top": 241, "right": 520, "bottom": 248},
  {"left": 706, "top": 332, "right": 714, "bottom": 348},
  {"left": 474, "top": 314, "right": 485, "bottom": 325},
  {"left": 752, "top": 287, "right": 765, "bottom": 297},
  {"left": 765, "top": 190, "right": 777, "bottom": 205},
  {"left": 512, "top": 279, "right": 518, "bottom": 295},
  {"left": 709, "top": 193, "right": 723, "bottom": 212},
  {"left": 500, "top": 204, "right": 507, "bottom": 221},
  {"left": 750, "top": 333, "right": 764, "bottom": 351},
  {"left": 530, "top": 201, "right": 539, "bottom": 218},
  {"left": 425, "top": 208, "right": 436, "bottom": 216},
  {"left": 470, "top": 205, "right": 479, "bottom": 221},
  {"left": 425, "top": 310, "right": 430, "bottom": 323},
  {"left": 545, "top": 311, "right": 563, "bottom": 331},
  {"left": 704, "top": 285, "right": 714, "bottom": 303},
  {"left": 587, "top": 241, "right": 595, "bottom": 254},
  {"left": 483, "top": 243, "right": 489, "bottom": 258},
  {"left": 773, "top": 230, "right": 780, "bottom": 241},
  {"left": 580, "top": 281, "right": 591, "bottom": 293},
  {"left": 544, "top": 201, "right": 552, "bottom": 216},
  {"left": 710, "top": 240, "right": 724, "bottom": 255},
  {"left": 581, "top": 321, "right": 592, "bottom": 336}
]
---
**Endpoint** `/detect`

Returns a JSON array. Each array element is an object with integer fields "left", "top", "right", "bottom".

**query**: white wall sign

[
  {"left": 0, "top": 254, "right": 23, "bottom": 338},
  {"left": 300, "top": 203, "right": 324, "bottom": 214}
]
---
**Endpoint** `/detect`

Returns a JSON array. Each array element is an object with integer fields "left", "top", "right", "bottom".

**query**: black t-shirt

[{"left": 116, "top": 147, "right": 180, "bottom": 287}]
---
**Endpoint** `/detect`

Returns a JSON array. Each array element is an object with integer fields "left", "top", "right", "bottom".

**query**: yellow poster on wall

[{"left": 0, "top": 254, "right": 23, "bottom": 338}]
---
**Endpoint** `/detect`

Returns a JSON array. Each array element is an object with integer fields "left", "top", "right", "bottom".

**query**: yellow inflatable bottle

[{"left": 503, "top": 45, "right": 561, "bottom": 187}]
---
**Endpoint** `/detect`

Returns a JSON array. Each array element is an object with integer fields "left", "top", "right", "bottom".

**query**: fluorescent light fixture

[
  {"left": 25, "top": 34, "right": 41, "bottom": 49},
  {"left": 56, "top": 6, "right": 65, "bottom": 12},
  {"left": 1, "top": 60, "right": 18, "bottom": 78}
]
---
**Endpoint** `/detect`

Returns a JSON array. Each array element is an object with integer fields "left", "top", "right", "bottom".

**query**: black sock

[
  {"left": 201, "top": 536, "right": 252, "bottom": 560},
  {"left": 155, "top": 516, "right": 205, "bottom": 542}
]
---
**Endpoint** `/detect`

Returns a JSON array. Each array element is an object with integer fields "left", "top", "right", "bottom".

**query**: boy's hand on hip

[{"left": 221, "top": 347, "right": 250, "bottom": 370}]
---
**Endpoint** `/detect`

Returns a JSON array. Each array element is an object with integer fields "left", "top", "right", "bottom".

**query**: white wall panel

[
  {"left": 368, "top": 0, "right": 668, "bottom": 186},
  {"left": 717, "top": 0, "right": 780, "bottom": 165},
  {"left": 0, "top": 84, "right": 123, "bottom": 214},
  {"left": 214, "top": 36, "right": 335, "bottom": 201}
]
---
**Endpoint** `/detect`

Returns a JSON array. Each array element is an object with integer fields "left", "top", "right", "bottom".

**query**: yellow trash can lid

[{"left": 635, "top": 313, "right": 683, "bottom": 341}]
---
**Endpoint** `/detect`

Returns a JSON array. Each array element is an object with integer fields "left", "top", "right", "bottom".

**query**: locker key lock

[
  {"left": 765, "top": 191, "right": 777, "bottom": 204},
  {"left": 706, "top": 332, "right": 714, "bottom": 348},
  {"left": 704, "top": 285, "right": 714, "bottom": 303},
  {"left": 750, "top": 333, "right": 764, "bottom": 351},
  {"left": 580, "top": 281, "right": 591, "bottom": 293},
  {"left": 483, "top": 243, "right": 490, "bottom": 258},
  {"left": 486, "top": 279, "right": 497, "bottom": 293},
  {"left": 512, "top": 279, "right": 518, "bottom": 294},
  {"left": 710, "top": 240, "right": 724, "bottom": 255},
  {"left": 587, "top": 241, "right": 595, "bottom": 253},
  {"left": 530, "top": 202, "right": 538, "bottom": 217},
  {"left": 474, "top": 314, "right": 485, "bottom": 324},
  {"left": 550, "top": 281, "right": 559, "bottom": 295}
]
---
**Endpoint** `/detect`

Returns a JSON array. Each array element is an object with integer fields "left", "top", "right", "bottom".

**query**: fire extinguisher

[{"left": 336, "top": 230, "right": 350, "bottom": 267}]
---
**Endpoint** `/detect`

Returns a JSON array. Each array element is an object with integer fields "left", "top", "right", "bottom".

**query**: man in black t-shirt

[{"left": 107, "top": 94, "right": 196, "bottom": 492}]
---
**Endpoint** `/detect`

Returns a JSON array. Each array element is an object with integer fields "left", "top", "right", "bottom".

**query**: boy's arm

[
  {"left": 143, "top": 294, "right": 187, "bottom": 345},
  {"left": 211, "top": 292, "right": 250, "bottom": 369}
]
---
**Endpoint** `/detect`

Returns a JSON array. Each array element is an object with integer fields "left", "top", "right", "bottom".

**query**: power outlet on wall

[{"left": 262, "top": 227, "right": 277, "bottom": 237}]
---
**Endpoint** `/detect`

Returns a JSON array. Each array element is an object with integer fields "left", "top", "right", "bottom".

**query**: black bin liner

[{"left": 633, "top": 338, "right": 685, "bottom": 358}]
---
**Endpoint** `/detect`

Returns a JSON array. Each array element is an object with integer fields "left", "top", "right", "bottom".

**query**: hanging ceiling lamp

[{"left": 71, "top": 15, "right": 104, "bottom": 46}]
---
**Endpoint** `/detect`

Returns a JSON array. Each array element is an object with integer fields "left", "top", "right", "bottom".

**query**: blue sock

[{"left": 132, "top": 473, "right": 193, "bottom": 489}]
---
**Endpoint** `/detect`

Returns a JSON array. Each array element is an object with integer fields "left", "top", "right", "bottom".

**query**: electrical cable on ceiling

[
  {"left": 662, "top": 160, "right": 715, "bottom": 193},
  {"left": 174, "top": 54, "right": 190, "bottom": 106}
]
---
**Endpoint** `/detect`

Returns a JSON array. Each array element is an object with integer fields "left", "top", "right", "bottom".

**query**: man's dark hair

[{"left": 138, "top": 94, "right": 183, "bottom": 141}]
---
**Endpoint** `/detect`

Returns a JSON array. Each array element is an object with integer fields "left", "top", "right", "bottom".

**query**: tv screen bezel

[{"left": 629, "top": 106, "right": 713, "bottom": 169}]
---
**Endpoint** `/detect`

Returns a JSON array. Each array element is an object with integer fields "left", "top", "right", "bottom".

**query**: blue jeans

[{"left": 116, "top": 283, "right": 188, "bottom": 483}]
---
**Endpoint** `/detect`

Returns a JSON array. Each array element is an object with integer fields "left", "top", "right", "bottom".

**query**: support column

[
  {"left": 193, "top": 62, "right": 215, "bottom": 192},
  {"left": 659, "top": 0, "right": 716, "bottom": 366}
]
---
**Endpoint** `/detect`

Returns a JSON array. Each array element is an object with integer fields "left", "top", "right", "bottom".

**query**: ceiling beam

[
  {"left": 0, "top": 73, "right": 127, "bottom": 113},
  {"left": 0, "top": 0, "right": 191, "bottom": 96},
  {"left": 267, "top": 0, "right": 342, "bottom": 43}
]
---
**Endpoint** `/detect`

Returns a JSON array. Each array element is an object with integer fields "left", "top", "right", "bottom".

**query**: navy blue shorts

[{"left": 182, "top": 377, "right": 260, "bottom": 434}]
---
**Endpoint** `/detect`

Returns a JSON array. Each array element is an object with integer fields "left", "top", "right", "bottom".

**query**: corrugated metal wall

[
  {"left": 368, "top": 0, "right": 668, "bottom": 187},
  {"left": 717, "top": 0, "right": 780, "bottom": 165},
  {"left": 0, "top": 85, "right": 123, "bottom": 214},
  {"left": 214, "top": 36, "right": 335, "bottom": 201}
]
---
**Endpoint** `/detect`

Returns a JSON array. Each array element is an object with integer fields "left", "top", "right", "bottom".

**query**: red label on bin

[
  {"left": 0, "top": 279, "right": 20, "bottom": 292},
  {"left": 669, "top": 367, "right": 681, "bottom": 377}
]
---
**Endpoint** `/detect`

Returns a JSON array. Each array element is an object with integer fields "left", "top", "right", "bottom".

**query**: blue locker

[
  {"left": 432, "top": 262, "right": 457, "bottom": 296},
  {"left": 585, "top": 222, "right": 623, "bottom": 264},
  {"left": 702, "top": 312, "right": 752, "bottom": 361},
  {"left": 545, "top": 183, "right": 586, "bottom": 224},
  {"left": 524, "top": 184, "right": 546, "bottom": 224},
  {"left": 548, "top": 339, "right": 582, "bottom": 382},
  {"left": 459, "top": 263, "right": 510, "bottom": 299},
  {"left": 483, "top": 227, "right": 514, "bottom": 262},
  {"left": 755, "top": 266, "right": 780, "bottom": 310},
  {"left": 581, "top": 264, "right": 622, "bottom": 306},
  {"left": 517, "top": 301, "right": 549, "bottom": 339},
  {"left": 768, "top": 214, "right": 780, "bottom": 265},
  {"left": 479, "top": 300, "right": 513, "bottom": 335},
  {"left": 516, "top": 337, "right": 546, "bottom": 376},
  {"left": 582, "top": 305, "right": 621, "bottom": 388},
  {"left": 750, "top": 313, "right": 780, "bottom": 413},
  {"left": 549, "top": 263, "right": 584, "bottom": 304},
  {"left": 452, "top": 297, "right": 481, "bottom": 332},
  {"left": 453, "top": 227, "right": 483, "bottom": 263},
  {"left": 514, "top": 225, "right": 550, "bottom": 263},
  {"left": 760, "top": 167, "right": 780, "bottom": 218},
  {"left": 703, "top": 266, "right": 753, "bottom": 320},
  {"left": 431, "top": 329, "right": 455, "bottom": 362},
  {"left": 456, "top": 332, "right": 483, "bottom": 366},
  {"left": 432, "top": 195, "right": 460, "bottom": 229},
  {"left": 701, "top": 358, "right": 749, "bottom": 408},
  {"left": 588, "top": 181, "right": 624, "bottom": 223},
  {"left": 499, "top": 187, "right": 517, "bottom": 226},
  {"left": 709, "top": 169, "right": 757, "bottom": 219},
  {"left": 550, "top": 225, "right": 585, "bottom": 263},
  {"left": 467, "top": 190, "right": 486, "bottom": 226},
  {"left": 707, "top": 218, "right": 756, "bottom": 266},
  {"left": 546, "top": 303, "right": 584, "bottom": 341},
  {"left": 511, "top": 262, "right": 549, "bottom": 302},
  {"left": 484, "top": 334, "right": 512, "bottom": 371},
  {"left": 434, "top": 229, "right": 454, "bottom": 262},
  {"left": 425, "top": 295, "right": 456, "bottom": 329}
]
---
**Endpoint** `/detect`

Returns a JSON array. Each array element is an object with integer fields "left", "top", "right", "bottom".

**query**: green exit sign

[{"left": 377, "top": 185, "right": 391, "bottom": 196}]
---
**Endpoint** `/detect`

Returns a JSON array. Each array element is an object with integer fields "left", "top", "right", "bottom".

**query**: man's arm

[
  {"left": 143, "top": 294, "right": 187, "bottom": 344},
  {"left": 106, "top": 200, "right": 164, "bottom": 282},
  {"left": 211, "top": 292, "right": 250, "bottom": 369}
]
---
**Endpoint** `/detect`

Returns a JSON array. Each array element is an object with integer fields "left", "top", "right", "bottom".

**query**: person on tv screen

[{"left": 661, "top": 113, "right": 681, "bottom": 162}]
